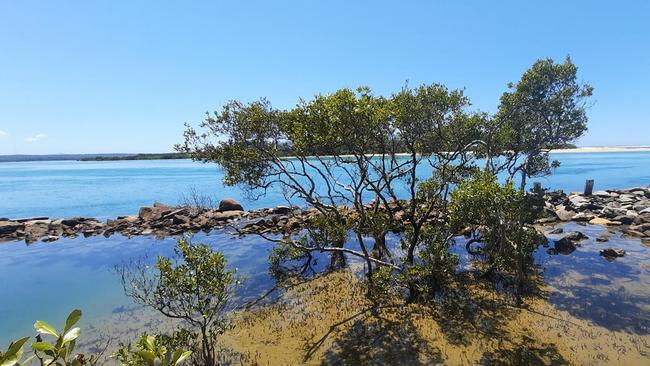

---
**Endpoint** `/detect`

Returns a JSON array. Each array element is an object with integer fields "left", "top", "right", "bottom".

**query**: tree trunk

[{"left": 519, "top": 169, "right": 527, "bottom": 192}]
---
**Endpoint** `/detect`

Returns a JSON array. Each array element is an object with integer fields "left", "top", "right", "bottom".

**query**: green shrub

[{"left": 450, "top": 171, "right": 545, "bottom": 304}]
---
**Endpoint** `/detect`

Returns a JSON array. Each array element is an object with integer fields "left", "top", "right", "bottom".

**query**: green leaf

[
  {"left": 0, "top": 356, "right": 19, "bottom": 366},
  {"left": 172, "top": 350, "right": 192, "bottom": 365},
  {"left": 136, "top": 350, "right": 156, "bottom": 366},
  {"left": 34, "top": 321, "right": 58, "bottom": 338},
  {"left": 63, "top": 310, "right": 82, "bottom": 334},
  {"left": 4, "top": 337, "right": 30, "bottom": 359},
  {"left": 62, "top": 328, "right": 80, "bottom": 344},
  {"left": 31, "top": 342, "right": 56, "bottom": 352},
  {"left": 144, "top": 336, "right": 156, "bottom": 351}
]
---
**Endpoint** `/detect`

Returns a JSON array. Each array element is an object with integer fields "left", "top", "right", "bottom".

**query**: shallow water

[
  {"left": 1, "top": 152, "right": 650, "bottom": 350},
  {"left": 1, "top": 224, "right": 649, "bottom": 349},
  {"left": 539, "top": 223, "right": 650, "bottom": 335},
  {"left": 0, "top": 231, "right": 276, "bottom": 346}
]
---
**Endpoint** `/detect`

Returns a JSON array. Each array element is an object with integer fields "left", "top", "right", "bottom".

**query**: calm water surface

[
  {"left": 1, "top": 152, "right": 650, "bottom": 219},
  {"left": 0, "top": 152, "right": 649, "bottom": 346}
]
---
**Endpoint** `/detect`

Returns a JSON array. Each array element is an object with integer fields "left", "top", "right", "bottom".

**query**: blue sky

[{"left": 0, "top": 1, "right": 648, "bottom": 155}]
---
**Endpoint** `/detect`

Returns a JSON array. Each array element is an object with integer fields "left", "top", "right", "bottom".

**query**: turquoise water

[
  {"left": 1, "top": 152, "right": 649, "bottom": 220},
  {"left": 0, "top": 152, "right": 649, "bottom": 347}
]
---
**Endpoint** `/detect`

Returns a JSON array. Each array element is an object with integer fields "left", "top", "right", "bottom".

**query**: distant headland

[
  {"left": 0, "top": 152, "right": 189, "bottom": 163},
  {"left": 1, "top": 146, "right": 649, "bottom": 163}
]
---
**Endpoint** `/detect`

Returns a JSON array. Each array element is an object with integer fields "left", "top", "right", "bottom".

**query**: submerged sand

[{"left": 221, "top": 271, "right": 650, "bottom": 365}]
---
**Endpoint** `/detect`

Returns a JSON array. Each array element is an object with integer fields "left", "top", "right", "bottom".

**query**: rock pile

[
  {"left": 0, "top": 200, "right": 252, "bottom": 244},
  {"left": 2, "top": 186, "right": 650, "bottom": 245},
  {"left": 542, "top": 186, "right": 650, "bottom": 241}
]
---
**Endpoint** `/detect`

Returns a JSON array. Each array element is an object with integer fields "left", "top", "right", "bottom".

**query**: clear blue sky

[{"left": 1, "top": 1, "right": 648, "bottom": 155}]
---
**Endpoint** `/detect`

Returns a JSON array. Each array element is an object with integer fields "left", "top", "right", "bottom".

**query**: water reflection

[
  {"left": 0, "top": 231, "right": 276, "bottom": 346},
  {"left": 536, "top": 223, "right": 650, "bottom": 335},
  {"left": 1, "top": 221, "right": 649, "bottom": 350}
]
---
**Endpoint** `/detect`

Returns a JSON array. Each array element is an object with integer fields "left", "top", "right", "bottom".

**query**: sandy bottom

[{"left": 221, "top": 271, "right": 650, "bottom": 366}]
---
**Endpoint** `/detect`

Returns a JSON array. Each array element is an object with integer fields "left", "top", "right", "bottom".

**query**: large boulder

[
  {"left": 218, "top": 199, "right": 244, "bottom": 212},
  {"left": 138, "top": 205, "right": 173, "bottom": 222}
]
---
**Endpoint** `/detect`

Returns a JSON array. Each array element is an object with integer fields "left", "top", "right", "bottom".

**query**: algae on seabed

[{"left": 221, "top": 270, "right": 650, "bottom": 365}]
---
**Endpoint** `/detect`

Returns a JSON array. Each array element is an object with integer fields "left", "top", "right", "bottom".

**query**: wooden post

[{"left": 584, "top": 179, "right": 594, "bottom": 195}]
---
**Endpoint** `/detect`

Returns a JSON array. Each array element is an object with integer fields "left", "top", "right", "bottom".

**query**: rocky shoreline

[
  {"left": 1, "top": 187, "right": 649, "bottom": 246},
  {"left": 540, "top": 186, "right": 650, "bottom": 239}
]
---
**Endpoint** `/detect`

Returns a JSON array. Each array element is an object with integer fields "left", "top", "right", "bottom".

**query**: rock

[
  {"left": 599, "top": 248, "right": 625, "bottom": 260},
  {"left": 213, "top": 211, "right": 242, "bottom": 221},
  {"left": 619, "top": 194, "right": 637, "bottom": 203},
  {"left": 0, "top": 221, "right": 24, "bottom": 236},
  {"left": 15, "top": 217, "right": 49, "bottom": 223},
  {"left": 61, "top": 217, "right": 86, "bottom": 227},
  {"left": 613, "top": 215, "right": 636, "bottom": 225},
  {"left": 172, "top": 215, "right": 191, "bottom": 225},
  {"left": 553, "top": 231, "right": 588, "bottom": 255},
  {"left": 548, "top": 227, "right": 564, "bottom": 235},
  {"left": 630, "top": 223, "right": 650, "bottom": 232},
  {"left": 623, "top": 229, "right": 645, "bottom": 238},
  {"left": 535, "top": 217, "right": 557, "bottom": 224},
  {"left": 285, "top": 218, "right": 302, "bottom": 231},
  {"left": 563, "top": 231, "right": 588, "bottom": 241},
  {"left": 161, "top": 208, "right": 190, "bottom": 220},
  {"left": 554, "top": 238, "right": 577, "bottom": 255},
  {"left": 555, "top": 206, "right": 576, "bottom": 221},
  {"left": 121, "top": 215, "right": 140, "bottom": 224},
  {"left": 568, "top": 195, "right": 589, "bottom": 208},
  {"left": 138, "top": 206, "right": 172, "bottom": 221},
  {"left": 271, "top": 206, "right": 293, "bottom": 215},
  {"left": 589, "top": 217, "right": 612, "bottom": 226},
  {"left": 153, "top": 202, "right": 175, "bottom": 210},
  {"left": 596, "top": 232, "right": 614, "bottom": 242},
  {"left": 572, "top": 213, "right": 595, "bottom": 222},
  {"left": 218, "top": 199, "right": 243, "bottom": 212},
  {"left": 24, "top": 220, "right": 51, "bottom": 242},
  {"left": 593, "top": 190, "right": 611, "bottom": 198}
]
